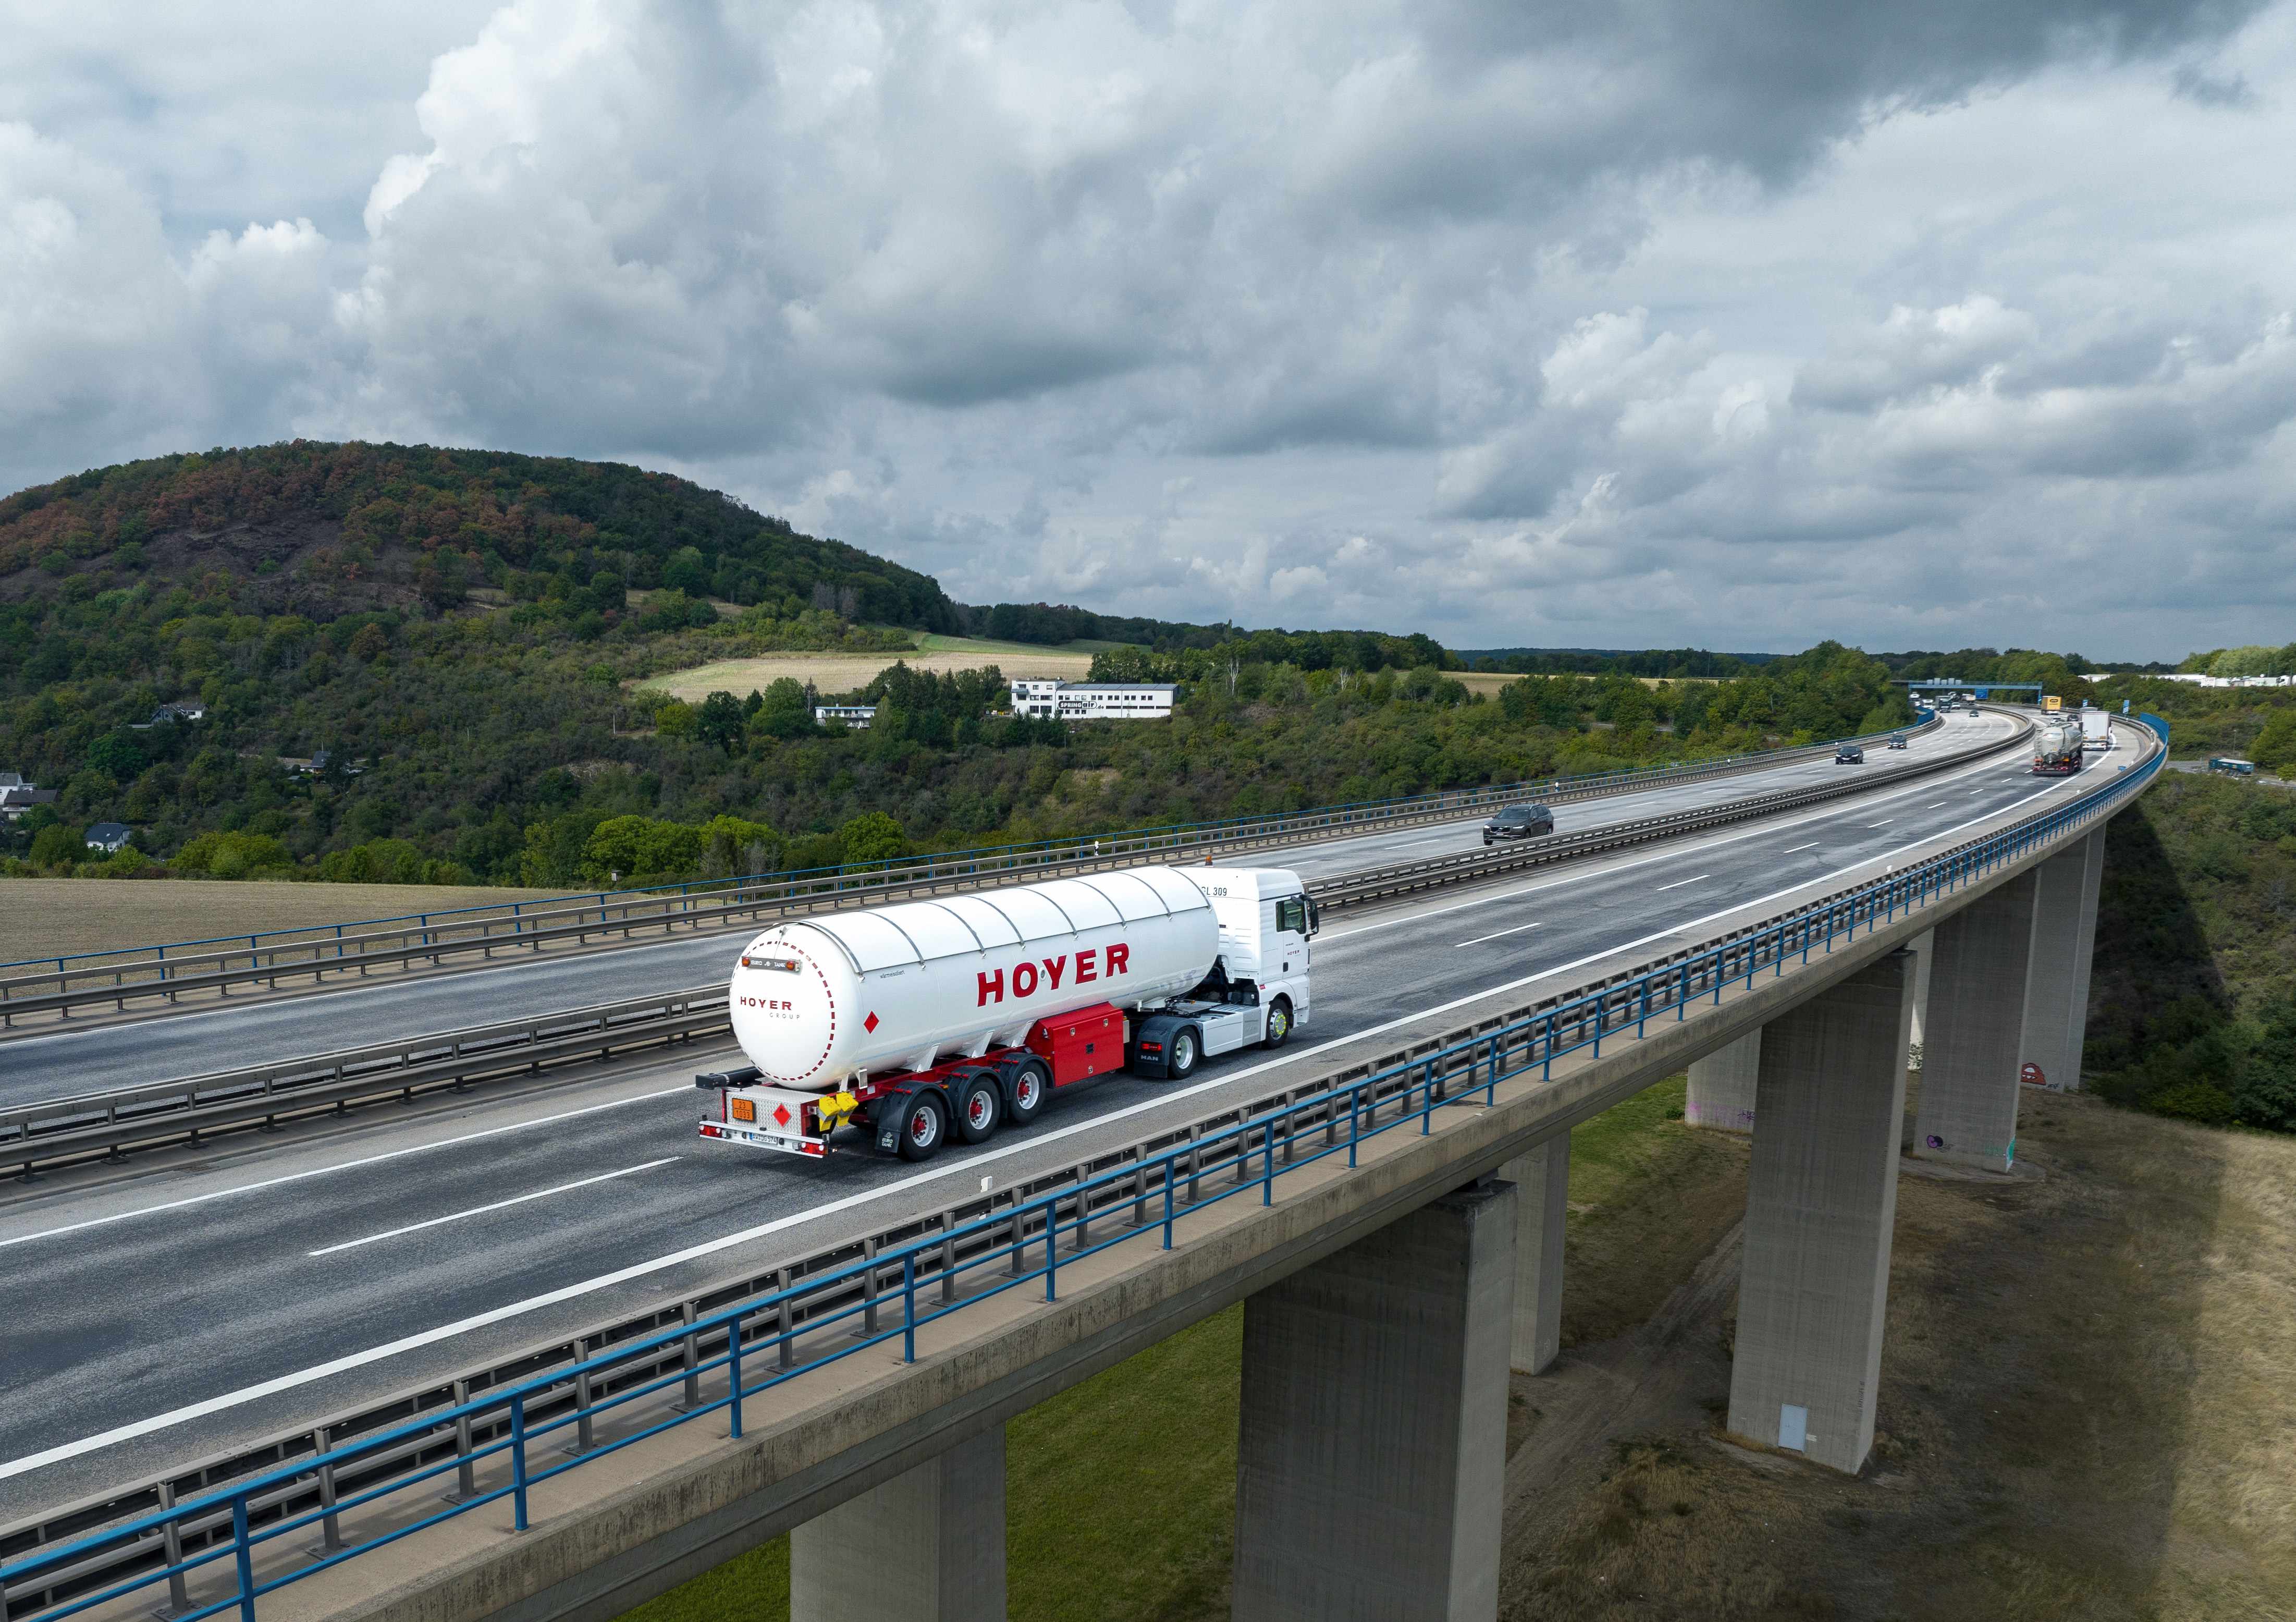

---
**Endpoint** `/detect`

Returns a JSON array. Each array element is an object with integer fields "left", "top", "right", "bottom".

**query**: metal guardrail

[
  {"left": 0, "top": 715, "right": 2159, "bottom": 1622},
  {"left": 0, "top": 718, "right": 1946, "bottom": 1026},
  {"left": 0, "top": 715, "right": 2015, "bottom": 1179},
  {"left": 0, "top": 993, "right": 725, "bottom": 1179}
]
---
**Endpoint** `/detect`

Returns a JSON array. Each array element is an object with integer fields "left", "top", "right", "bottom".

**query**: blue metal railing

[
  {"left": 2, "top": 716, "right": 1940, "bottom": 979},
  {"left": 2, "top": 712, "right": 2123, "bottom": 1622}
]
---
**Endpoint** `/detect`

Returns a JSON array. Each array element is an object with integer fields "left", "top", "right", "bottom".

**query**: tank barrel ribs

[{"left": 698, "top": 865, "right": 1316, "bottom": 1160}]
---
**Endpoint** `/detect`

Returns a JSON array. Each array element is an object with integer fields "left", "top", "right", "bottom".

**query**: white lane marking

[
  {"left": 0, "top": 771, "right": 2073, "bottom": 1483},
  {"left": 1927, "top": 801, "right": 1948, "bottom": 808},
  {"left": 1782, "top": 843, "right": 1819, "bottom": 854},
  {"left": 1454, "top": 921, "right": 1543, "bottom": 949},
  {"left": 0, "top": 1088, "right": 690, "bottom": 1252},
  {"left": 0, "top": 739, "right": 1990, "bottom": 1057},
  {"left": 1320, "top": 743, "right": 2020, "bottom": 943},
  {"left": 1868, "top": 820, "right": 1894, "bottom": 827},
  {"left": 305, "top": 1160, "right": 681, "bottom": 1257},
  {"left": 1654, "top": 874, "right": 1708, "bottom": 892}
]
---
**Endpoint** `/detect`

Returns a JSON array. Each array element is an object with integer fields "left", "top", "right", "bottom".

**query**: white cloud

[{"left": 3, "top": 0, "right": 2294, "bottom": 658}]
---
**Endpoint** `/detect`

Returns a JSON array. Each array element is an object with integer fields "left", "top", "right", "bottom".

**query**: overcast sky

[{"left": 5, "top": 0, "right": 2293, "bottom": 660}]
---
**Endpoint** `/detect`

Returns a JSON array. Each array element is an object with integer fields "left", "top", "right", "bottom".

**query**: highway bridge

[{"left": 0, "top": 706, "right": 2160, "bottom": 1622}]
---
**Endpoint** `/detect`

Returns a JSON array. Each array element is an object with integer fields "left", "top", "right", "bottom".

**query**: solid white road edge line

[
  {"left": 305, "top": 1159, "right": 682, "bottom": 1257},
  {"left": 0, "top": 762, "right": 2065, "bottom": 1484},
  {"left": 1, "top": 719, "right": 2010, "bottom": 1056},
  {"left": 0, "top": 1089, "right": 691, "bottom": 1252},
  {"left": 2, "top": 725, "right": 2032, "bottom": 1246},
  {"left": 1654, "top": 874, "right": 1708, "bottom": 892}
]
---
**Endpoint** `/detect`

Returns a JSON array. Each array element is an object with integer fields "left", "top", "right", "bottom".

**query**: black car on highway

[
  {"left": 1483, "top": 803, "right": 1556, "bottom": 844},
  {"left": 1887, "top": 734, "right": 1908, "bottom": 750},
  {"left": 1836, "top": 743, "right": 1865, "bottom": 764}
]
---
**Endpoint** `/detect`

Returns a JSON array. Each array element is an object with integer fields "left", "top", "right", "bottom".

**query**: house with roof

[
  {"left": 84, "top": 823, "right": 132, "bottom": 853},
  {"left": 0, "top": 776, "right": 61, "bottom": 822}
]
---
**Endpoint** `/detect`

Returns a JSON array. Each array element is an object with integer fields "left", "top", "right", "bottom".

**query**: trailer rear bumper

[{"left": 698, "top": 1117, "right": 832, "bottom": 1158}]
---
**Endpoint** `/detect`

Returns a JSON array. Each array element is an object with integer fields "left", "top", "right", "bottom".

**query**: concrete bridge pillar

[
  {"left": 1908, "top": 929, "right": 1934, "bottom": 1054},
  {"left": 1727, "top": 948, "right": 1914, "bottom": 1475},
  {"left": 1503, "top": 1136, "right": 1569, "bottom": 1374},
  {"left": 1232, "top": 1181, "right": 1516, "bottom": 1622},
  {"left": 2019, "top": 832, "right": 2104, "bottom": 1092},
  {"left": 789, "top": 1424, "right": 1007, "bottom": 1622},
  {"left": 1686, "top": 1029, "right": 1760, "bottom": 1133},
  {"left": 1914, "top": 869, "right": 2041, "bottom": 1171}
]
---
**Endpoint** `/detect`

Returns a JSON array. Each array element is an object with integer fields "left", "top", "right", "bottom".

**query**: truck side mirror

[{"left": 1305, "top": 898, "right": 1321, "bottom": 937}]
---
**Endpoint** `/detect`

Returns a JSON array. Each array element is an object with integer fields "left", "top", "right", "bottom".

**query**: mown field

[
  {"left": 0, "top": 877, "right": 568, "bottom": 962},
  {"left": 637, "top": 635, "right": 1107, "bottom": 702}
]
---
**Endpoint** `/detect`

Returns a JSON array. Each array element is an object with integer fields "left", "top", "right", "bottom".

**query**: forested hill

[{"left": 0, "top": 442, "right": 956, "bottom": 629}]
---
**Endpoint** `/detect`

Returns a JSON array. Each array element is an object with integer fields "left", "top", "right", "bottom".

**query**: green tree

[
  {"left": 87, "top": 729, "right": 147, "bottom": 779},
  {"left": 749, "top": 677, "right": 814, "bottom": 740},
  {"left": 2250, "top": 708, "right": 2296, "bottom": 776},
  {"left": 838, "top": 811, "right": 908, "bottom": 869},
  {"left": 30, "top": 824, "right": 82, "bottom": 868},
  {"left": 696, "top": 691, "right": 746, "bottom": 754}
]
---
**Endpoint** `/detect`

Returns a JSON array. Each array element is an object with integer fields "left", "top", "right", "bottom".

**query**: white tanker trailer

[
  {"left": 2031, "top": 716, "right": 2085, "bottom": 776},
  {"left": 697, "top": 865, "right": 1318, "bottom": 1161}
]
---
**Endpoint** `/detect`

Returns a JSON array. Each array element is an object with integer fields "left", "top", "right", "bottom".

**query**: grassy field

[
  {"left": 0, "top": 877, "right": 568, "bottom": 962},
  {"left": 639, "top": 635, "right": 1107, "bottom": 702}
]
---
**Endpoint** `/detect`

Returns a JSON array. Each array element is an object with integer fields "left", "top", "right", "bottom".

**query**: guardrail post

[
  {"left": 309, "top": 1422, "right": 344, "bottom": 1553},
  {"left": 939, "top": 1212, "right": 956, "bottom": 1303},
  {"left": 1348, "top": 1086, "right": 1361, "bottom": 1166},
  {"left": 231, "top": 1494, "right": 257, "bottom": 1622},
  {"left": 1262, "top": 1119, "right": 1276, "bottom": 1205},
  {"left": 157, "top": 1478, "right": 191, "bottom": 1616},
  {"left": 776, "top": 1268, "right": 794, "bottom": 1369},
  {"left": 673, "top": 1303, "right": 702, "bottom": 1411},
  {"left": 860, "top": 1236, "right": 880, "bottom": 1336},
  {"left": 1043, "top": 1199, "right": 1058, "bottom": 1302},
  {"left": 1073, "top": 1167, "right": 1090, "bottom": 1251},
  {"left": 565, "top": 1338, "right": 595, "bottom": 1455},
  {"left": 727, "top": 1314, "right": 745, "bottom": 1438},
  {"left": 1162, "top": 1160, "right": 1175, "bottom": 1247},
  {"left": 902, "top": 1254, "right": 917, "bottom": 1363},
  {"left": 1007, "top": 1197, "right": 1025, "bottom": 1277}
]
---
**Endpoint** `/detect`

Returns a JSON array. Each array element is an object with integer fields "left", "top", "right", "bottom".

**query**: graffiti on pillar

[
  {"left": 2020, "top": 1061, "right": 2045, "bottom": 1087},
  {"left": 1924, "top": 1134, "right": 1945, "bottom": 1150}
]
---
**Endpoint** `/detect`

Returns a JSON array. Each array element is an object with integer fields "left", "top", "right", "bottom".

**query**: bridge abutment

[
  {"left": 1231, "top": 1181, "right": 1515, "bottom": 1621},
  {"left": 789, "top": 1424, "right": 1008, "bottom": 1622},
  {"left": 1913, "top": 869, "right": 2040, "bottom": 1170},
  {"left": 1504, "top": 1137, "right": 1569, "bottom": 1374},
  {"left": 1726, "top": 948, "right": 1914, "bottom": 1475},
  {"left": 1685, "top": 1029, "right": 1760, "bottom": 1132}
]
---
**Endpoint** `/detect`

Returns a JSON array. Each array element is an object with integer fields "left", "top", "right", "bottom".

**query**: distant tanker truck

[
  {"left": 697, "top": 865, "right": 1316, "bottom": 1161},
  {"left": 2032, "top": 716, "right": 2085, "bottom": 776}
]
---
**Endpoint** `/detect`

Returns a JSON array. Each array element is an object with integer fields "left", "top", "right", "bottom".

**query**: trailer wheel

[
  {"left": 1005, "top": 1061, "right": 1051, "bottom": 1126},
  {"left": 955, "top": 1073, "right": 1001, "bottom": 1144},
  {"left": 896, "top": 1093, "right": 947, "bottom": 1162},
  {"left": 1167, "top": 1027, "right": 1199, "bottom": 1079},
  {"left": 1261, "top": 997, "right": 1293, "bottom": 1051}
]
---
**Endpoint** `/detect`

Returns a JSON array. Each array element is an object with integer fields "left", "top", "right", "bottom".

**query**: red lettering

[
  {"left": 977, "top": 968, "right": 1003, "bottom": 1006},
  {"left": 1107, "top": 943, "right": 1130, "bottom": 975},
  {"left": 1076, "top": 948, "right": 1098, "bottom": 983},
  {"left": 1042, "top": 954, "right": 1067, "bottom": 991},
  {"left": 1013, "top": 961, "right": 1040, "bottom": 998}
]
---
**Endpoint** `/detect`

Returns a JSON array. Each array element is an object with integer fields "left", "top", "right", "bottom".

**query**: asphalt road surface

[
  {"left": 0, "top": 711, "right": 2115, "bottom": 1514},
  {"left": 0, "top": 714, "right": 2010, "bottom": 1109}
]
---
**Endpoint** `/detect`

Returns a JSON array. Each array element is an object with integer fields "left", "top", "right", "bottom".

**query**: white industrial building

[
  {"left": 1009, "top": 679, "right": 1177, "bottom": 721},
  {"left": 814, "top": 704, "right": 878, "bottom": 729}
]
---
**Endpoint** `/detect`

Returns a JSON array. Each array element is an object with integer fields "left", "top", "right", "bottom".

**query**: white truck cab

[{"left": 1125, "top": 866, "right": 1317, "bottom": 1076}]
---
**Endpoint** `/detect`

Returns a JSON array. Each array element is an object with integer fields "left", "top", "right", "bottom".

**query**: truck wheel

[
  {"left": 1262, "top": 997, "right": 1293, "bottom": 1051},
  {"left": 1167, "top": 1027, "right": 1199, "bottom": 1079},
  {"left": 955, "top": 1073, "right": 1001, "bottom": 1144},
  {"left": 1005, "top": 1061, "right": 1051, "bottom": 1126},
  {"left": 897, "top": 1093, "right": 947, "bottom": 1162}
]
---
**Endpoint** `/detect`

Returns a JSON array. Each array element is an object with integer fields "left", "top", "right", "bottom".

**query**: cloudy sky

[{"left": 5, "top": 0, "right": 2293, "bottom": 658}]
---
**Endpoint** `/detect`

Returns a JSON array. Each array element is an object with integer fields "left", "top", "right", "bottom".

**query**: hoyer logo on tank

[{"left": 976, "top": 944, "right": 1131, "bottom": 1006}]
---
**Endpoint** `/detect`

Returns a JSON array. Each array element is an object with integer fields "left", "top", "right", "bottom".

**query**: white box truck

[
  {"left": 2080, "top": 709, "right": 2111, "bottom": 751},
  {"left": 697, "top": 865, "right": 1316, "bottom": 1161}
]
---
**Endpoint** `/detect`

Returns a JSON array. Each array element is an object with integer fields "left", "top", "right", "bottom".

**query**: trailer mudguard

[{"left": 1130, "top": 1011, "right": 1196, "bottom": 1077}]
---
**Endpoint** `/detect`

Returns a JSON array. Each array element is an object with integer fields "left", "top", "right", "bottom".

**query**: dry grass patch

[
  {"left": 639, "top": 646, "right": 1096, "bottom": 702},
  {"left": 0, "top": 878, "right": 566, "bottom": 963},
  {"left": 1507, "top": 1093, "right": 2296, "bottom": 1621}
]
